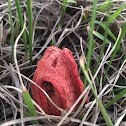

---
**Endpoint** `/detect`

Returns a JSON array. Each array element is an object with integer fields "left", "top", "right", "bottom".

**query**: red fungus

[{"left": 31, "top": 46, "right": 89, "bottom": 115}]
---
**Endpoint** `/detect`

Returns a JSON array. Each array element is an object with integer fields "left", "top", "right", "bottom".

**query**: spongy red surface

[{"left": 31, "top": 46, "right": 89, "bottom": 115}]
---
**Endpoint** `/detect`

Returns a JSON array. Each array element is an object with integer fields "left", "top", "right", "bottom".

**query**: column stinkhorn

[{"left": 31, "top": 46, "right": 89, "bottom": 115}]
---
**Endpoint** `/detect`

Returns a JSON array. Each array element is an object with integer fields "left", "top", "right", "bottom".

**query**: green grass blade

[
  {"left": 105, "top": 86, "right": 126, "bottom": 109},
  {"left": 59, "top": 0, "right": 76, "bottom": 27},
  {"left": 84, "top": 0, "right": 98, "bottom": 87},
  {"left": 103, "top": 22, "right": 126, "bottom": 83},
  {"left": 59, "top": 0, "right": 68, "bottom": 27},
  {"left": 61, "top": 0, "right": 67, "bottom": 19},
  {"left": 95, "top": 20, "right": 116, "bottom": 41},
  {"left": 27, "top": 0, "right": 33, "bottom": 65},
  {"left": 106, "top": 3, "right": 126, "bottom": 25},
  {"left": 23, "top": 89, "right": 38, "bottom": 124},
  {"left": 52, "top": 38, "right": 54, "bottom": 46},
  {"left": 86, "top": 0, "right": 98, "bottom": 72},
  {"left": 80, "top": 57, "right": 113, "bottom": 126},
  {"left": 98, "top": 0, "right": 112, "bottom": 11},
  {"left": 15, "top": 0, "right": 27, "bottom": 55},
  {"left": 93, "top": 30, "right": 113, "bottom": 44},
  {"left": 8, "top": 0, "right": 14, "bottom": 63},
  {"left": 16, "top": 12, "right": 19, "bottom": 37}
]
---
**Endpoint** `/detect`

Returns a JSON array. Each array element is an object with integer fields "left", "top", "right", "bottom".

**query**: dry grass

[{"left": 0, "top": 0, "right": 126, "bottom": 126}]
